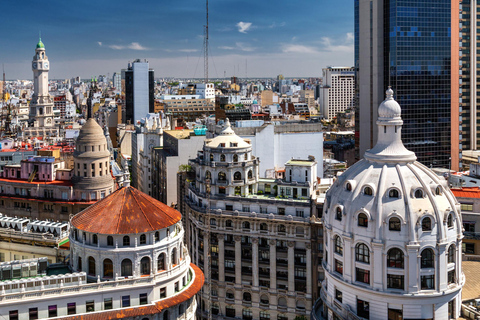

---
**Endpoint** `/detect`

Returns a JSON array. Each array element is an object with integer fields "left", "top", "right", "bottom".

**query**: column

[
  {"left": 195, "top": 229, "right": 199, "bottom": 266},
  {"left": 343, "top": 236, "right": 353, "bottom": 283},
  {"left": 437, "top": 243, "right": 447, "bottom": 291},
  {"left": 235, "top": 235, "right": 242, "bottom": 285},
  {"left": 372, "top": 241, "right": 384, "bottom": 290},
  {"left": 204, "top": 233, "right": 210, "bottom": 284},
  {"left": 252, "top": 237, "right": 259, "bottom": 287},
  {"left": 269, "top": 239, "right": 277, "bottom": 289},
  {"left": 287, "top": 241, "right": 295, "bottom": 292},
  {"left": 306, "top": 243, "right": 312, "bottom": 295},
  {"left": 406, "top": 244, "right": 420, "bottom": 292},
  {"left": 219, "top": 236, "right": 225, "bottom": 282}
]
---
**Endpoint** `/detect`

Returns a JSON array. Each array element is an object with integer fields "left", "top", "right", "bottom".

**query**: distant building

[
  {"left": 319, "top": 67, "right": 354, "bottom": 121},
  {"left": 123, "top": 59, "right": 154, "bottom": 124}
]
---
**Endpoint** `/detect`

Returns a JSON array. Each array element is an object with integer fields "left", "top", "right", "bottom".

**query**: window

[
  {"left": 48, "top": 306, "right": 57, "bottom": 318},
  {"left": 464, "top": 222, "right": 475, "bottom": 232},
  {"left": 140, "top": 234, "right": 146, "bottom": 244},
  {"left": 141, "top": 257, "right": 151, "bottom": 275},
  {"left": 278, "top": 224, "right": 286, "bottom": 233},
  {"left": 218, "top": 171, "right": 226, "bottom": 181},
  {"left": 421, "top": 249, "right": 434, "bottom": 268},
  {"left": 92, "top": 234, "right": 98, "bottom": 245},
  {"left": 388, "top": 308, "right": 403, "bottom": 320},
  {"left": 88, "top": 256, "right": 95, "bottom": 276},
  {"left": 389, "top": 189, "right": 399, "bottom": 198},
  {"left": 448, "top": 245, "right": 455, "bottom": 263},
  {"left": 357, "top": 299, "right": 370, "bottom": 319},
  {"left": 220, "top": 154, "right": 226, "bottom": 162},
  {"left": 243, "top": 221, "right": 251, "bottom": 230},
  {"left": 346, "top": 182, "right": 352, "bottom": 191},
  {"left": 335, "top": 259, "right": 343, "bottom": 275},
  {"left": 422, "top": 217, "right": 432, "bottom": 231},
  {"left": 435, "top": 186, "right": 442, "bottom": 195},
  {"left": 364, "top": 186, "right": 373, "bottom": 195},
  {"left": 356, "top": 268, "right": 370, "bottom": 284},
  {"left": 447, "top": 214, "right": 454, "bottom": 228},
  {"left": 9, "top": 310, "right": 19, "bottom": 320},
  {"left": 107, "top": 236, "right": 113, "bottom": 246},
  {"left": 448, "top": 270, "right": 456, "bottom": 284},
  {"left": 387, "top": 274, "right": 404, "bottom": 290},
  {"left": 358, "top": 213, "right": 368, "bottom": 227},
  {"left": 233, "top": 154, "right": 238, "bottom": 162},
  {"left": 86, "top": 300, "right": 95, "bottom": 312},
  {"left": 414, "top": 189, "right": 424, "bottom": 198},
  {"left": 140, "top": 293, "right": 148, "bottom": 305},
  {"left": 155, "top": 231, "right": 159, "bottom": 241},
  {"left": 158, "top": 253, "right": 166, "bottom": 271},
  {"left": 335, "top": 207, "right": 342, "bottom": 221},
  {"left": 335, "top": 289, "right": 342, "bottom": 303},
  {"left": 421, "top": 275, "right": 435, "bottom": 290},
  {"left": 243, "top": 292, "right": 252, "bottom": 301},
  {"left": 334, "top": 236, "right": 343, "bottom": 255},
  {"left": 121, "top": 259, "right": 133, "bottom": 277},
  {"left": 355, "top": 243, "right": 370, "bottom": 264},
  {"left": 67, "top": 303, "right": 76, "bottom": 315},
  {"left": 160, "top": 287, "right": 166, "bottom": 298},
  {"left": 260, "top": 223, "right": 268, "bottom": 231},
  {"left": 103, "top": 259, "right": 113, "bottom": 278},
  {"left": 389, "top": 217, "right": 401, "bottom": 231},
  {"left": 387, "top": 248, "right": 404, "bottom": 268},
  {"left": 122, "top": 295, "right": 130, "bottom": 308},
  {"left": 123, "top": 236, "right": 130, "bottom": 246},
  {"left": 461, "top": 203, "right": 473, "bottom": 211},
  {"left": 28, "top": 308, "right": 38, "bottom": 320},
  {"left": 463, "top": 243, "right": 475, "bottom": 254},
  {"left": 226, "top": 290, "right": 235, "bottom": 299},
  {"left": 226, "top": 307, "right": 236, "bottom": 318},
  {"left": 104, "top": 298, "right": 113, "bottom": 310}
]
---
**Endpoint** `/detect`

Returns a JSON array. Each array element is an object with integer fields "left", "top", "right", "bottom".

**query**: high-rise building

[
  {"left": 316, "top": 89, "right": 463, "bottom": 319},
  {"left": 355, "top": 0, "right": 460, "bottom": 170},
  {"left": 319, "top": 67, "right": 355, "bottom": 121},
  {"left": 112, "top": 71, "right": 122, "bottom": 90},
  {"left": 123, "top": 59, "right": 154, "bottom": 124}
]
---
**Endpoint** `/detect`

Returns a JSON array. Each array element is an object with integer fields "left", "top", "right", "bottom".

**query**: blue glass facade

[{"left": 385, "top": 0, "right": 452, "bottom": 167}]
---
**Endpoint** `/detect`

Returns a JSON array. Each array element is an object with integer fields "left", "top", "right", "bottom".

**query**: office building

[
  {"left": 317, "top": 89, "right": 463, "bottom": 319},
  {"left": 355, "top": 0, "right": 459, "bottom": 170},
  {"left": 319, "top": 67, "right": 354, "bottom": 121},
  {"left": 123, "top": 59, "right": 154, "bottom": 124}
]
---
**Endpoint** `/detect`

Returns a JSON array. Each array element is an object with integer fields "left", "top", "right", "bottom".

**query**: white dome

[
  {"left": 205, "top": 118, "right": 251, "bottom": 149},
  {"left": 378, "top": 87, "right": 401, "bottom": 119}
]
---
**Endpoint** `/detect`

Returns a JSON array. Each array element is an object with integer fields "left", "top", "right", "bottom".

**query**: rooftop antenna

[{"left": 204, "top": 0, "right": 209, "bottom": 84}]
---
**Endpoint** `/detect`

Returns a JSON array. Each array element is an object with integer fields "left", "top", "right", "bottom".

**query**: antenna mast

[{"left": 204, "top": 0, "right": 209, "bottom": 84}]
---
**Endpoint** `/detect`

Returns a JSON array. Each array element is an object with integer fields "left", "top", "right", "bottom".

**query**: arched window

[
  {"left": 415, "top": 189, "right": 424, "bottom": 198},
  {"left": 248, "top": 170, "right": 253, "bottom": 179},
  {"left": 278, "top": 224, "right": 286, "bottom": 233},
  {"left": 210, "top": 154, "right": 214, "bottom": 161},
  {"left": 88, "top": 256, "right": 96, "bottom": 276},
  {"left": 245, "top": 153, "right": 248, "bottom": 160},
  {"left": 346, "top": 183, "right": 352, "bottom": 191},
  {"left": 103, "top": 259, "right": 113, "bottom": 278},
  {"left": 335, "top": 207, "right": 342, "bottom": 221},
  {"left": 157, "top": 253, "right": 166, "bottom": 271},
  {"left": 422, "top": 217, "right": 432, "bottom": 231},
  {"left": 226, "top": 220, "right": 233, "bottom": 228},
  {"left": 220, "top": 154, "right": 226, "bottom": 162},
  {"left": 435, "top": 186, "right": 442, "bottom": 195},
  {"left": 218, "top": 172, "right": 226, "bottom": 181},
  {"left": 364, "top": 186, "right": 373, "bottom": 196},
  {"left": 447, "top": 214, "right": 454, "bottom": 228},
  {"left": 92, "top": 234, "right": 98, "bottom": 245},
  {"left": 278, "top": 297, "right": 287, "bottom": 307},
  {"left": 387, "top": 248, "right": 404, "bottom": 268},
  {"left": 355, "top": 243, "right": 370, "bottom": 264},
  {"left": 448, "top": 245, "right": 455, "bottom": 264},
  {"left": 171, "top": 248, "right": 177, "bottom": 265},
  {"left": 123, "top": 236, "right": 130, "bottom": 246},
  {"left": 163, "top": 310, "right": 169, "bottom": 320},
  {"left": 358, "top": 213, "right": 368, "bottom": 227},
  {"left": 140, "top": 234, "right": 146, "bottom": 245},
  {"left": 234, "top": 171, "right": 242, "bottom": 181},
  {"left": 389, "top": 217, "right": 401, "bottom": 231},
  {"left": 107, "top": 236, "right": 113, "bottom": 246},
  {"left": 243, "top": 292, "right": 251, "bottom": 301},
  {"left": 243, "top": 221, "right": 250, "bottom": 230},
  {"left": 389, "top": 189, "right": 399, "bottom": 198},
  {"left": 155, "top": 231, "right": 159, "bottom": 242},
  {"left": 205, "top": 171, "right": 211, "bottom": 180},
  {"left": 334, "top": 235, "right": 343, "bottom": 256},
  {"left": 421, "top": 248, "right": 434, "bottom": 268},
  {"left": 77, "top": 257, "right": 82, "bottom": 272},
  {"left": 260, "top": 223, "right": 268, "bottom": 231},
  {"left": 233, "top": 154, "right": 238, "bottom": 162},
  {"left": 121, "top": 259, "right": 132, "bottom": 277},
  {"left": 140, "top": 257, "right": 151, "bottom": 275}
]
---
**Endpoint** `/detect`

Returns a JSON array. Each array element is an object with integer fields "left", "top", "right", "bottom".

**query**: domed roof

[
  {"left": 71, "top": 186, "right": 181, "bottom": 234},
  {"left": 205, "top": 118, "right": 251, "bottom": 149},
  {"left": 36, "top": 38, "right": 45, "bottom": 49},
  {"left": 74, "top": 118, "right": 110, "bottom": 158},
  {"left": 378, "top": 87, "right": 401, "bottom": 119}
]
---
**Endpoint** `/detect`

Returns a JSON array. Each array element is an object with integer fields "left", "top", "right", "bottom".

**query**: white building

[
  {"left": 317, "top": 89, "right": 464, "bottom": 320},
  {"left": 0, "top": 186, "right": 204, "bottom": 319},
  {"left": 319, "top": 67, "right": 354, "bottom": 121}
]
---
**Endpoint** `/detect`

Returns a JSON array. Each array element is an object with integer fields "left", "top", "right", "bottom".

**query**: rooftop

[{"left": 462, "top": 261, "right": 480, "bottom": 301}]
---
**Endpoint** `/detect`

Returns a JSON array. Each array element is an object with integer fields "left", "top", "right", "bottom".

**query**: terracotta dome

[{"left": 71, "top": 186, "right": 181, "bottom": 234}]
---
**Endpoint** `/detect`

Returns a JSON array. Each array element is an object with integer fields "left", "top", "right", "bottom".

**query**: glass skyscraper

[{"left": 355, "top": 0, "right": 460, "bottom": 169}]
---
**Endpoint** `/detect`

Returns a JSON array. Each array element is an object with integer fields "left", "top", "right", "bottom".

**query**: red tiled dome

[{"left": 71, "top": 186, "right": 181, "bottom": 234}]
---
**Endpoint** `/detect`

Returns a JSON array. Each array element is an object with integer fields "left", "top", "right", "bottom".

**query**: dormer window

[
  {"left": 335, "top": 207, "right": 342, "bottom": 221},
  {"left": 414, "top": 189, "right": 424, "bottom": 199},
  {"left": 389, "top": 189, "right": 399, "bottom": 198},
  {"left": 447, "top": 214, "right": 454, "bottom": 228},
  {"left": 364, "top": 186, "right": 373, "bottom": 196},
  {"left": 435, "top": 186, "right": 442, "bottom": 196},
  {"left": 346, "top": 183, "right": 352, "bottom": 191},
  {"left": 422, "top": 217, "right": 432, "bottom": 231},
  {"left": 220, "top": 143, "right": 225, "bottom": 148},
  {"left": 389, "top": 217, "right": 401, "bottom": 231},
  {"left": 230, "top": 143, "right": 238, "bottom": 147}
]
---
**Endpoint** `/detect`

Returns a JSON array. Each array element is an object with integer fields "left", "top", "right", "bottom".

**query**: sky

[{"left": 1, "top": 0, "right": 354, "bottom": 80}]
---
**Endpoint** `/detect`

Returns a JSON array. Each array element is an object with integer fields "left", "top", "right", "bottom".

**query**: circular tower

[{"left": 321, "top": 89, "right": 464, "bottom": 319}]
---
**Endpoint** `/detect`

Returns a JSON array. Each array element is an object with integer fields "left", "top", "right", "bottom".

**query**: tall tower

[
  {"left": 354, "top": 0, "right": 459, "bottom": 170},
  {"left": 29, "top": 38, "right": 54, "bottom": 127}
]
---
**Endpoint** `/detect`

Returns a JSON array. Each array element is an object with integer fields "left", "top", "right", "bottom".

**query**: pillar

[
  {"left": 269, "top": 239, "right": 277, "bottom": 289},
  {"left": 252, "top": 237, "right": 259, "bottom": 287}
]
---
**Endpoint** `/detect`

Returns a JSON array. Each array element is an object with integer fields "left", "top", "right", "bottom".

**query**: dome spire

[{"left": 364, "top": 87, "right": 416, "bottom": 163}]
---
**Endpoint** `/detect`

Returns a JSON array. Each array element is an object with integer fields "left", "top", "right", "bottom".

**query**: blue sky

[{"left": 1, "top": 0, "right": 354, "bottom": 79}]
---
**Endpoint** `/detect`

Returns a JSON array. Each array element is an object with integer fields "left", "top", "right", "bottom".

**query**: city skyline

[{"left": 1, "top": 0, "right": 353, "bottom": 79}]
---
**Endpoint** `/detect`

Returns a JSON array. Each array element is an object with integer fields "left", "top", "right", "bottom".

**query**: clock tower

[{"left": 29, "top": 38, "right": 53, "bottom": 128}]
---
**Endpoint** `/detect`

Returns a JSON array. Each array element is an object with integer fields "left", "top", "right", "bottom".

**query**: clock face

[
  {"left": 44, "top": 62, "right": 49, "bottom": 69},
  {"left": 32, "top": 62, "right": 37, "bottom": 69}
]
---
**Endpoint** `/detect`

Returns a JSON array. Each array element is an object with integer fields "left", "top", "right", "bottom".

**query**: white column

[
  {"left": 270, "top": 239, "right": 277, "bottom": 289},
  {"left": 252, "top": 237, "right": 259, "bottom": 287},
  {"left": 235, "top": 235, "right": 242, "bottom": 285},
  {"left": 406, "top": 244, "right": 420, "bottom": 292}
]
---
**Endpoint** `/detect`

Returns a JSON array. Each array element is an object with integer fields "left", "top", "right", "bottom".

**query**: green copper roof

[{"left": 36, "top": 38, "right": 45, "bottom": 49}]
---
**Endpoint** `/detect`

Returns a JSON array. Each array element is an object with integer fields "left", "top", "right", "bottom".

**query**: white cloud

[
  {"left": 218, "top": 46, "right": 235, "bottom": 50},
  {"left": 178, "top": 49, "right": 198, "bottom": 53},
  {"left": 320, "top": 33, "right": 354, "bottom": 53},
  {"left": 97, "top": 41, "right": 102, "bottom": 46},
  {"left": 218, "top": 42, "right": 255, "bottom": 52},
  {"left": 282, "top": 44, "right": 318, "bottom": 54},
  {"left": 269, "top": 21, "right": 286, "bottom": 28},
  {"left": 236, "top": 22, "right": 252, "bottom": 33},
  {"left": 109, "top": 42, "right": 149, "bottom": 50}
]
